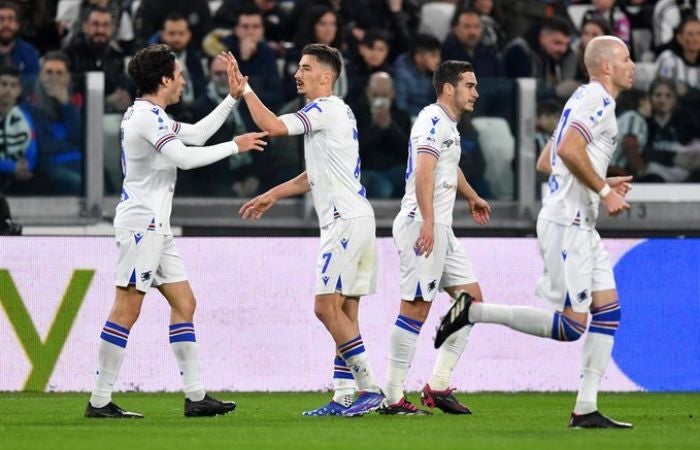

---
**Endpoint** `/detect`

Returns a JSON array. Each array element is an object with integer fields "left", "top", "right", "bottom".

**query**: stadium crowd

[{"left": 0, "top": 0, "right": 699, "bottom": 201}]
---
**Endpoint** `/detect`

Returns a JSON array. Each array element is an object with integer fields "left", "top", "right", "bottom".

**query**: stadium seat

[
  {"left": 417, "top": 2, "right": 456, "bottom": 42},
  {"left": 472, "top": 117, "right": 515, "bottom": 200}
]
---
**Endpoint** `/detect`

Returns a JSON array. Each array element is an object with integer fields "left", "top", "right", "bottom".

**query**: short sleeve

[
  {"left": 279, "top": 100, "right": 330, "bottom": 136},
  {"left": 412, "top": 113, "right": 442, "bottom": 159},
  {"left": 568, "top": 91, "right": 614, "bottom": 144}
]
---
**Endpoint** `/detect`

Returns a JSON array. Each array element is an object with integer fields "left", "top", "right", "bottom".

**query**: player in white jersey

[
  {"left": 86, "top": 44, "right": 267, "bottom": 419},
  {"left": 379, "top": 61, "right": 492, "bottom": 415},
  {"left": 233, "top": 44, "right": 384, "bottom": 416},
  {"left": 435, "top": 36, "right": 636, "bottom": 428}
]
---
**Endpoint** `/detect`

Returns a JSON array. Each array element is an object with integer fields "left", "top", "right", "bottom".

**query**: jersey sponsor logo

[
  {"left": 322, "top": 275, "right": 330, "bottom": 285},
  {"left": 341, "top": 238, "right": 349, "bottom": 249},
  {"left": 443, "top": 139, "right": 455, "bottom": 147}
]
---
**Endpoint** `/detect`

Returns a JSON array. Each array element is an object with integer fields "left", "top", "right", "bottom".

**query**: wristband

[
  {"left": 243, "top": 84, "right": 253, "bottom": 95},
  {"left": 598, "top": 184, "right": 611, "bottom": 199}
]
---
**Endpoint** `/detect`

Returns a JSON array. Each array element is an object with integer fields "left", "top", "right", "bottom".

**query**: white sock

[
  {"left": 90, "top": 321, "right": 129, "bottom": 408},
  {"left": 469, "top": 303, "right": 553, "bottom": 338},
  {"left": 338, "top": 335, "right": 379, "bottom": 393},
  {"left": 574, "top": 332, "right": 614, "bottom": 415},
  {"left": 385, "top": 315, "right": 423, "bottom": 404},
  {"left": 332, "top": 356, "right": 356, "bottom": 407},
  {"left": 169, "top": 323, "right": 205, "bottom": 402},
  {"left": 429, "top": 325, "right": 471, "bottom": 391}
]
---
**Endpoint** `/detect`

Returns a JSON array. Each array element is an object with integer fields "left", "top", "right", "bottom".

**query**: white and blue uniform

[
  {"left": 537, "top": 82, "right": 618, "bottom": 312},
  {"left": 115, "top": 96, "right": 239, "bottom": 292},
  {"left": 279, "top": 96, "right": 377, "bottom": 296},
  {"left": 393, "top": 103, "right": 477, "bottom": 302}
]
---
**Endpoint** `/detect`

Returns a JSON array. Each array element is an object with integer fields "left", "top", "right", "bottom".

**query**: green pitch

[{"left": 1, "top": 392, "right": 697, "bottom": 450}]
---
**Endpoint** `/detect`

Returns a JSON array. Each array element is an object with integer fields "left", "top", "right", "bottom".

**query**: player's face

[
  {"left": 610, "top": 43, "right": 635, "bottom": 92},
  {"left": 452, "top": 71, "right": 478, "bottom": 113},
  {"left": 166, "top": 61, "right": 186, "bottom": 103},
  {"left": 295, "top": 55, "right": 330, "bottom": 98}
]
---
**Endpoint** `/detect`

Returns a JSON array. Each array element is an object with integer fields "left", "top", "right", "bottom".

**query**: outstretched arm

[
  {"left": 221, "top": 52, "right": 289, "bottom": 136},
  {"left": 239, "top": 171, "right": 310, "bottom": 220},
  {"left": 160, "top": 131, "right": 267, "bottom": 170}
]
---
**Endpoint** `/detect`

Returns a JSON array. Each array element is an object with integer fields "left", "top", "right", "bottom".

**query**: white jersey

[
  {"left": 279, "top": 96, "right": 373, "bottom": 227},
  {"left": 540, "top": 82, "right": 618, "bottom": 230},
  {"left": 115, "top": 97, "right": 238, "bottom": 234},
  {"left": 399, "top": 103, "right": 461, "bottom": 226}
]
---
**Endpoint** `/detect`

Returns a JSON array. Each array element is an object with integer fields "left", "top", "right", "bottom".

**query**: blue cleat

[
  {"left": 343, "top": 391, "right": 386, "bottom": 417},
  {"left": 302, "top": 400, "right": 348, "bottom": 416}
]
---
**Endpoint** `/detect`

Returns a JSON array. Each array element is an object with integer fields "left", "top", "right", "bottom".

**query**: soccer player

[
  {"left": 380, "top": 60, "right": 492, "bottom": 415},
  {"left": 234, "top": 44, "right": 385, "bottom": 417},
  {"left": 435, "top": 36, "right": 635, "bottom": 429},
  {"left": 85, "top": 44, "right": 268, "bottom": 419}
]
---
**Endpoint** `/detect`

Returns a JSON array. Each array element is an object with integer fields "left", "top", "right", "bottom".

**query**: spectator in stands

[
  {"left": 499, "top": 0, "right": 575, "bottom": 44},
  {"left": 63, "top": 6, "right": 132, "bottom": 113},
  {"left": 204, "top": 5, "right": 284, "bottom": 128},
  {"left": 575, "top": 17, "right": 613, "bottom": 82},
  {"left": 442, "top": 9, "right": 505, "bottom": 78},
  {"left": 59, "top": 0, "right": 134, "bottom": 53},
  {"left": 503, "top": 17, "right": 578, "bottom": 100},
  {"left": 0, "top": 65, "right": 41, "bottom": 195},
  {"left": 393, "top": 33, "right": 441, "bottom": 117},
  {"left": 348, "top": 71, "right": 410, "bottom": 199},
  {"left": 150, "top": 13, "right": 207, "bottom": 121},
  {"left": 462, "top": 0, "right": 505, "bottom": 49},
  {"left": 582, "top": 0, "right": 632, "bottom": 48},
  {"left": 14, "top": 0, "right": 64, "bottom": 54},
  {"left": 177, "top": 57, "right": 247, "bottom": 196},
  {"left": 133, "top": 0, "right": 211, "bottom": 50},
  {"left": 0, "top": 1, "right": 39, "bottom": 91},
  {"left": 534, "top": 98, "right": 562, "bottom": 197},
  {"left": 212, "top": 0, "right": 291, "bottom": 47},
  {"left": 30, "top": 52, "right": 83, "bottom": 195},
  {"left": 653, "top": 0, "right": 700, "bottom": 51},
  {"left": 656, "top": 16, "right": 700, "bottom": 101},
  {"left": 347, "top": 29, "right": 392, "bottom": 100},
  {"left": 282, "top": 4, "right": 346, "bottom": 100},
  {"left": 610, "top": 88, "right": 650, "bottom": 176},
  {"left": 641, "top": 78, "right": 699, "bottom": 182}
]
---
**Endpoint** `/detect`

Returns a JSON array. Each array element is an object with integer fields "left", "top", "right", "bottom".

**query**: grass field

[{"left": 1, "top": 392, "right": 697, "bottom": 450}]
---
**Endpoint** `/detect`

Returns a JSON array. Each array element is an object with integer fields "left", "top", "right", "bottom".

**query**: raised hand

[
  {"left": 234, "top": 131, "right": 268, "bottom": 153},
  {"left": 218, "top": 51, "right": 248, "bottom": 99}
]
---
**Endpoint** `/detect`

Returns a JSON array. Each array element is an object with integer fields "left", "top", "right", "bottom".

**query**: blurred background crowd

[{"left": 1, "top": 0, "right": 699, "bottom": 204}]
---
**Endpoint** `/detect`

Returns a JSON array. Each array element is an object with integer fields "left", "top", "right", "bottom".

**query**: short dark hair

[
  {"left": 0, "top": 1, "right": 19, "bottom": 19},
  {"left": 42, "top": 51, "right": 71, "bottom": 71},
  {"left": 128, "top": 44, "right": 176, "bottom": 96},
  {"left": 0, "top": 65, "right": 20, "bottom": 79},
  {"left": 85, "top": 5, "right": 111, "bottom": 21},
  {"left": 580, "top": 16, "right": 613, "bottom": 37},
  {"left": 302, "top": 43, "right": 342, "bottom": 81},
  {"left": 433, "top": 60, "right": 473, "bottom": 95},
  {"left": 161, "top": 12, "right": 187, "bottom": 29},
  {"left": 540, "top": 17, "right": 572, "bottom": 37},
  {"left": 410, "top": 34, "right": 442, "bottom": 59},
  {"left": 360, "top": 28, "right": 390, "bottom": 48},
  {"left": 536, "top": 98, "right": 563, "bottom": 117},
  {"left": 450, "top": 8, "right": 479, "bottom": 28},
  {"left": 235, "top": 4, "right": 263, "bottom": 25}
]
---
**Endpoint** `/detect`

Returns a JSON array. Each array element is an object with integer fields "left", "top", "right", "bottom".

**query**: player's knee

[
  {"left": 588, "top": 301, "right": 621, "bottom": 336},
  {"left": 313, "top": 301, "right": 337, "bottom": 323},
  {"left": 172, "top": 296, "right": 196, "bottom": 321},
  {"left": 111, "top": 304, "right": 141, "bottom": 328},
  {"left": 551, "top": 312, "right": 586, "bottom": 342}
]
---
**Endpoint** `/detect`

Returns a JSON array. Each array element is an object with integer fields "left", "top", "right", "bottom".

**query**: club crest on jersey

[
  {"left": 427, "top": 280, "right": 437, "bottom": 292},
  {"left": 140, "top": 271, "right": 152, "bottom": 282},
  {"left": 576, "top": 289, "right": 589, "bottom": 302}
]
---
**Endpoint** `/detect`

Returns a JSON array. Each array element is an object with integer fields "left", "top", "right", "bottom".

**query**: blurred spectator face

[
  {"left": 539, "top": 30, "right": 571, "bottom": 60},
  {"left": 209, "top": 57, "right": 230, "bottom": 96},
  {"left": 414, "top": 49, "right": 441, "bottom": 73},
  {"left": 592, "top": 0, "right": 616, "bottom": 12},
  {"left": 472, "top": 0, "right": 493, "bottom": 15},
  {"left": 315, "top": 12, "right": 337, "bottom": 45},
  {"left": 678, "top": 20, "right": 700, "bottom": 54},
  {"left": 359, "top": 38, "right": 389, "bottom": 68},
  {"left": 650, "top": 83, "right": 677, "bottom": 115},
  {"left": 235, "top": 13, "right": 265, "bottom": 43},
  {"left": 454, "top": 12, "right": 483, "bottom": 50},
  {"left": 254, "top": 0, "right": 277, "bottom": 12},
  {"left": 83, "top": 10, "right": 114, "bottom": 46},
  {"left": 39, "top": 59, "right": 71, "bottom": 93},
  {"left": 366, "top": 73, "right": 394, "bottom": 102},
  {"left": 0, "top": 73, "right": 21, "bottom": 111},
  {"left": 0, "top": 7, "right": 19, "bottom": 46},
  {"left": 161, "top": 18, "right": 192, "bottom": 52},
  {"left": 536, "top": 111, "right": 559, "bottom": 134},
  {"left": 581, "top": 22, "right": 607, "bottom": 50}
]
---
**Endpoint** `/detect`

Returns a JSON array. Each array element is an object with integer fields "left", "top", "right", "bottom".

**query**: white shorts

[
  {"left": 114, "top": 228, "right": 187, "bottom": 293},
  {"left": 535, "top": 218, "right": 616, "bottom": 313},
  {"left": 315, "top": 216, "right": 377, "bottom": 297},
  {"left": 393, "top": 217, "right": 477, "bottom": 302}
]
